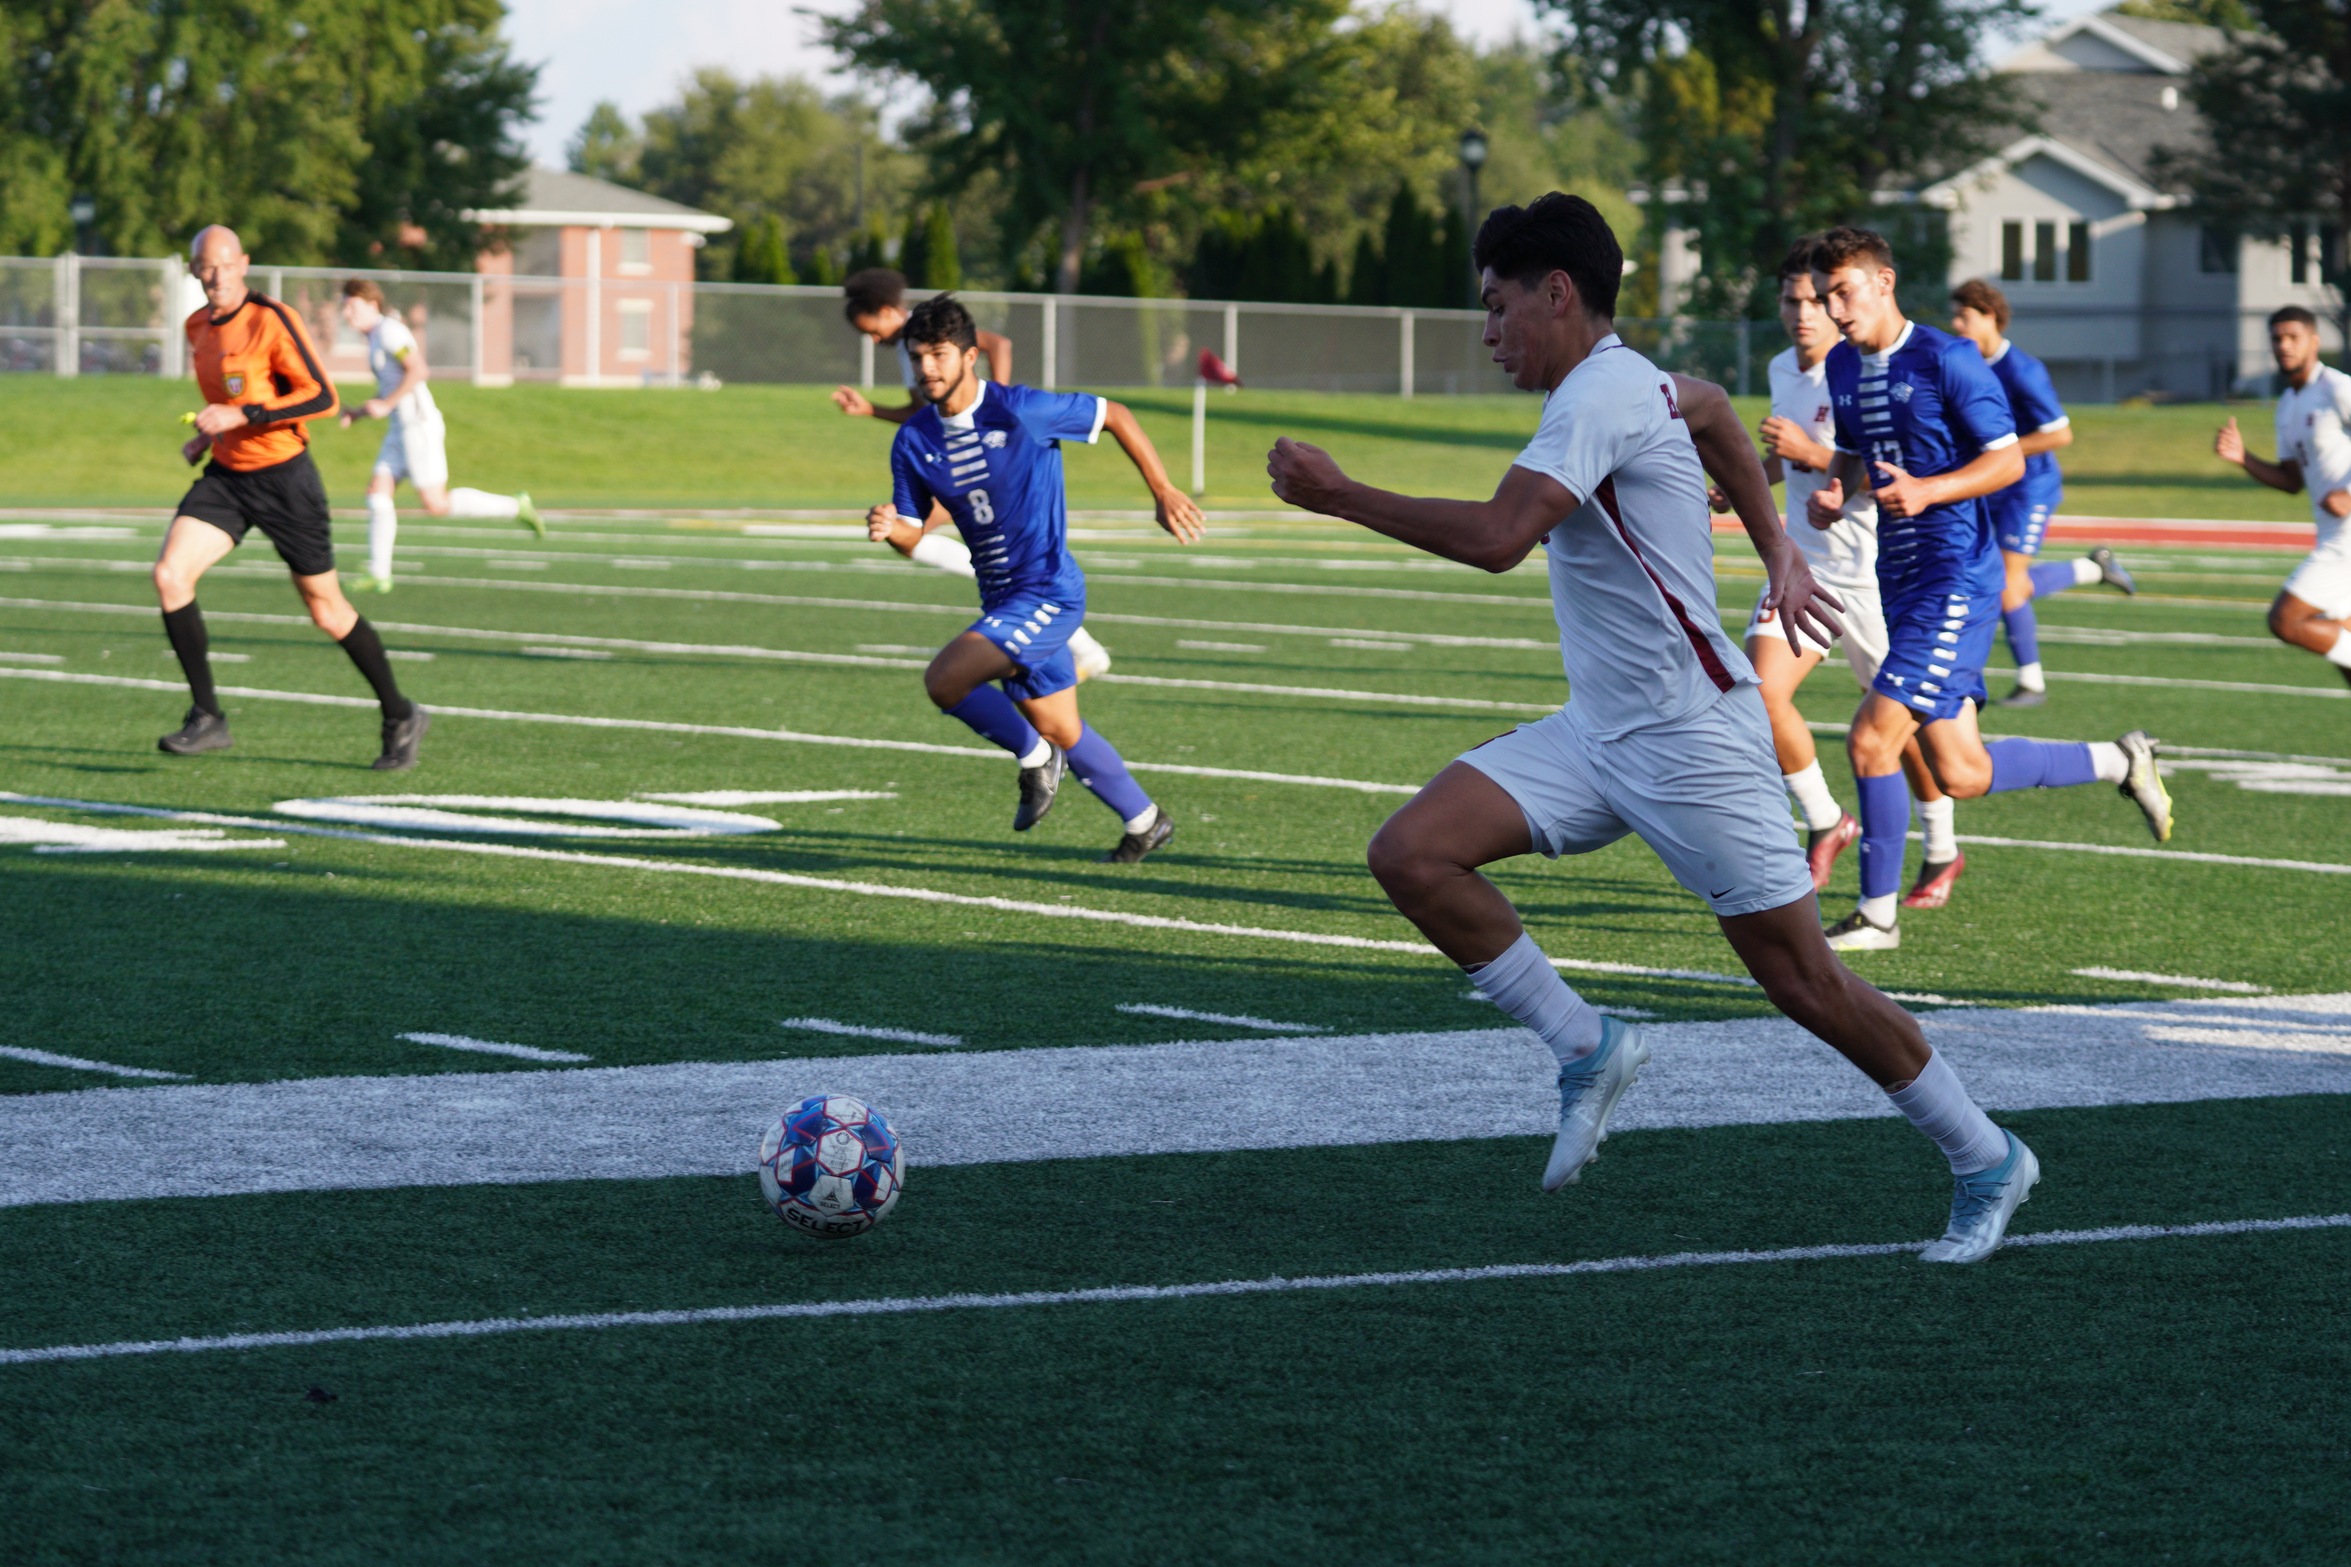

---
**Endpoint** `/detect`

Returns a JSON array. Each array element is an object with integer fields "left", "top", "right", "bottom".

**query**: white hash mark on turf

[
  {"left": 779, "top": 1017, "right": 963, "bottom": 1048},
  {"left": 636, "top": 790, "right": 896, "bottom": 807},
  {"left": 1116, "top": 1004, "right": 1325, "bottom": 1034},
  {"left": 0, "top": 816, "right": 283, "bottom": 854},
  {"left": 274, "top": 796, "right": 780, "bottom": 839},
  {"left": 518, "top": 646, "right": 613, "bottom": 660},
  {"left": 398, "top": 1032, "right": 591, "bottom": 1064},
  {"left": 6, "top": 1213, "right": 2347, "bottom": 1366},
  {"left": 2072, "top": 967, "right": 2271, "bottom": 994},
  {"left": 0, "top": 650, "right": 65, "bottom": 663},
  {"left": 0, "top": 1046, "right": 189, "bottom": 1081}
]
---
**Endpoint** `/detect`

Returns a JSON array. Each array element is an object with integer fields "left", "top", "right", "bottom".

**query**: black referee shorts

[{"left": 175, "top": 451, "right": 335, "bottom": 577}]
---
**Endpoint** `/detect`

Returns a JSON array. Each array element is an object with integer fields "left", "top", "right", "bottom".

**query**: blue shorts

[
  {"left": 1991, "top": 481, "right": 2061, "bottom": 555},
  {"left": 973, "top": 594, "right": 1082, "bottom": 701},
  {"left": 1872, "top": 586, "right": 1998, "bottom": 722}
]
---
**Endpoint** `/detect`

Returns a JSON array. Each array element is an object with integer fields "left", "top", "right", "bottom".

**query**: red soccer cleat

[
  {"left": 1806, "top": 812, "right": 1860, "bottom": 892},
  {"left": 1901, "top": 852, "right": 1966, "bottom": 909}
]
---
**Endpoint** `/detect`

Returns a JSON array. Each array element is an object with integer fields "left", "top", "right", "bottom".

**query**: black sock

[
  {"left": 337, "top": 616, "right": 414, "bottom": 721},
  {"left": 162, "top": 602, "right": 219, "bottom": 717}
]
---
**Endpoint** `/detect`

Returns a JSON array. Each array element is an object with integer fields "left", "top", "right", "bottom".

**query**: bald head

[{"left": 189, "top": 225, "right": 250, "bottom": 315}]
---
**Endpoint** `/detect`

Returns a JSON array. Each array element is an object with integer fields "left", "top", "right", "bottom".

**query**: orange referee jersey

[{"left": 185, "top": 292, "right": 339, "bottom": 471}]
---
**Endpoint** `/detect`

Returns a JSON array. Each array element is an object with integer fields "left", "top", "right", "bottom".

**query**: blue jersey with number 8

[{"left": 890, "top": 381, "right": 1108, "bottom": 613}]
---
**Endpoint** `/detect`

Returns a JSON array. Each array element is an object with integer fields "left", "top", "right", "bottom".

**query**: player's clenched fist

[
  {"left": 1805, "top": 476, "right": 1845, "bottom": 530},
  {"left": 866, "top": 502, "right": 906, "bottom": 544},
  {"left": 2214, "top": 416, "right": 2245, "bottom": 466},
  {"left": 1266, "top": 437, "right": 1350, "bottom": 513},
  {"left": 834, "top": 385, "right": 876, "bottom": 419}
]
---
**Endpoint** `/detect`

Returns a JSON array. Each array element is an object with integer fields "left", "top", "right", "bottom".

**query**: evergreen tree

[
  {"left": 920, "top": 203, "right": 962, "bottom": 289},
  {"left": 737, "top": 213, "right": 797, "bottom": 284},
  {"left": 1378, "top": 187, "right": 1448, "bottom": 307},
  {"left": 1346, "top": 230, "right": 1385, "bottom": 306}
]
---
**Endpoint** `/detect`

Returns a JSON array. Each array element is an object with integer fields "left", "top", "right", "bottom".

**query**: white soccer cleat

[
  {"left": 2117, "top": 730, "right": 2173, "bottom": 843},
  {"left": 1542, "top": 1015, "right": 1649, "bottom": 1192},
  {"left": 1072, "top": 630, "right": 1112, "bottom": 683},
  {"left": 1920, "top": 1131, "right": 2040, "bottom": 1264},
  {"left": 1824, "top": 909, "right": 1899, "bottom": 951}
]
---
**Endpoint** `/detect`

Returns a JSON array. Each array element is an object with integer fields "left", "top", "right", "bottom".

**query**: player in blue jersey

[
  {"left": 866, "top": 295, "right": 1202, "bottom": 861},
  {"left": 1947, "top": 280, "right": 2137, "bottom": 706},
  {"left": 1805, "top": 228, "right": 2172, "bottom": 952}
]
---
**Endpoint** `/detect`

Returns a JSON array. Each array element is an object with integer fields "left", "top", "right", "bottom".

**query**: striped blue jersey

[
  {"left": 889, "top": 381, "right": 1108, "bottom": 612},
  {"left": 1984, "top": 339, "right": 2068, "bottom": 501},
  {"left": 1824, "top": 321, "right": 2016, "bottom": 604}
]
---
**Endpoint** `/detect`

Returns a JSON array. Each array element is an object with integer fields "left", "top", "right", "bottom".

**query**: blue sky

[{"left": 505, "top": 0, "right": 2119, "bottom": 170}]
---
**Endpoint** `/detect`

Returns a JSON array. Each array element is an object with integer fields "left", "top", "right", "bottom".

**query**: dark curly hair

[
  {"left": 1471, "top": 193, "right": 1621, "bottom": 318},
  {"left": 901, "top": 293, "right": 978, "bottom": 353}
]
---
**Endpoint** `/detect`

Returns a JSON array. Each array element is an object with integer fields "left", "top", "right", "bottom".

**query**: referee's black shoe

[
  {"left": 373, "top": 706, "right": 430, "bottom": 772},
  {"left": 159, "top": 706, "right": 231, "bottom": 755},
  {"left": 1101, "top": 809, "right": 1174, "bottom": 864},
  {"left": 1013, "top": 743, "right": 1064, "bottom": 831}
]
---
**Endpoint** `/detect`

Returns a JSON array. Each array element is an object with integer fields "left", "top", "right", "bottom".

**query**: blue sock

[
  {"left": 943, "top": 687, "right": 1042, "bottom": 759},
  {"left": 1855, "top": 772, "right": 1909, "bottom": 901},
  {"left": 1985, "top": 737, "right": 2098, "bottom": 792},
  {"left": 2001, "top": 601, "right": 2041, "bottom": 668},
  {"left": 1065, "top": 723, "right": 1154, "bottom": 825},
  {"left": 2028, "top": 560, "right": 2077, "bottom": 599}
]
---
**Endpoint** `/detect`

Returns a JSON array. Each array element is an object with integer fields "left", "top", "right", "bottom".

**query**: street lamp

[{"left": 1457, "top": 129, "right": 1488, "bottom": 301}]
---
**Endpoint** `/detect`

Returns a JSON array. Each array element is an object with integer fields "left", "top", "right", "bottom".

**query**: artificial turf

[{"left": 1, "top": 408, "right": 2347, "bottom": 1562}]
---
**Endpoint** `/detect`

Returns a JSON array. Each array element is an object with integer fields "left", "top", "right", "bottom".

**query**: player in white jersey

[
  {"left": 336, "top": 279, "right": 541, "bottom": 593},
  {"left": 1265, "top": 194, "right": 2038, "bottom": 1264},
  {"left": 1741, "top": 241, "right": 1963, "bottom": 908},
  {"left": 2214, "top": 306, "right": 2351, "bottom": 688},
  {"left": 832, "top": 267, "right": 1111, "bottom": 680}
]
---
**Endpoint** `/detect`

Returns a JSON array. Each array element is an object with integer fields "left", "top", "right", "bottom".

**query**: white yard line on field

[
  {"left": 399, "top": 1032, "right": 592, "bottom": 1064},
  {"left": 7, "top": 1212, "right": 2347, "bottom": 1367},
  {"left": 1912, "top": 829, "right": 2351, "bottom": 877},
  {"left": 0, "top": 1046, "right": 189, "bottom": 1081},
  {"left": 779, "top": 1017, "right": 964, "bottom": 1048},
  {"left": 2070, "top": 967, "right": 2272, "bottom": 994},
  {"left": 1115, "top": 1004, "right": 1326, "bottom": 1033}
]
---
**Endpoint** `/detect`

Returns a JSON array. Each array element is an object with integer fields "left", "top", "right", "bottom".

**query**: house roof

[
  {"left": 2095, "top": 13, "right": 2231, "bottom": 69},
  {"left": 463, "top": 167, "right": 733, "bottom": 233}
]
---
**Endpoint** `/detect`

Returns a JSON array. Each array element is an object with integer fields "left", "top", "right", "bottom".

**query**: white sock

[
  {"left": 1465, "top": 933, "right": 1604, "bottom": 1064},
  {"left": 1121, "top": 802, "right": 1160, "bottom": 836},
  {"left": 2326, "top": 630, "right": 2351, "bottom": 670},
  {"left": 447, "top": 487, "right": 520, "bottom": 520},
  {"left": 1858, "top": 893, "right": 1897, "bottom": 928},
  {"left": 911, "top": 532, "right": 977, "bottom": 579},
  {"left": 1015, "top": 737, "right": 1053, "bottom": 769},
  {"left": 1920, "top": 796, "right": 1957, "bottom": 861},
  {"left": 2088, "top": 740, "right": 2129, "bottom": 784},
  {"left": 2015, "top": 660, "right": 2046, "bottom": 692},
  {"left": 1069, "top": 625, "right": 1109, "bottom": 666},
  {"left": 365, "top": 493, "right": 398, "bottom": 581},
  {"left": 1784, "top": 760, "right": 1844, "bottom": 831},
  {"left": 1887, "top": 1049, "right": 2008, "bottom": 1175},
  {"left": 2072, "top": 555, "right": 2103, "bottom": 588}
]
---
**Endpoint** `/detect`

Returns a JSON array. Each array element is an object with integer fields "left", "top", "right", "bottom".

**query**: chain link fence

[{"left": 7, "top": 252, "right": 2316, "bottom": 400}]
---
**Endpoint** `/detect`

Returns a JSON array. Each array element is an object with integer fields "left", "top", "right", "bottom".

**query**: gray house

[{"left": 1920, "top": 7, "right": 2343, "bottom": 401}]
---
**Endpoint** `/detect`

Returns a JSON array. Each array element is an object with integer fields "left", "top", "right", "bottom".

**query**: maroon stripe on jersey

[{"left": 1592, "top": 477, "right": 1735, "bottom": 693}]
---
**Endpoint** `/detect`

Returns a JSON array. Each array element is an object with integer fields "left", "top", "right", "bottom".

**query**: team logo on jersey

[
  {"left": 1816, "top": 403, "right": 1830, "bottom": 422},
  {"left": 225, "top": 373, "right": 244, "bottom": 395},
  {"left": 983, "top": 429, "right": 1008, "bottom": 448},
  {"left": 1891, "top": 381, "right": 1913, "bottom": 402}
]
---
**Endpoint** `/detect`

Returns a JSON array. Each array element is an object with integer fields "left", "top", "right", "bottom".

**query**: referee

[{"left": 156, "top": 225, "right": 427, "bottom": 769}]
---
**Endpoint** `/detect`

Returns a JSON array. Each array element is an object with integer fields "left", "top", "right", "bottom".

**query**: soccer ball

[{"left": 758, "top": 1095, "right": 903, "bottom": 1238}]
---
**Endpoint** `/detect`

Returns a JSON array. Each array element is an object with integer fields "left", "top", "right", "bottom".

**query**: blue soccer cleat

[
  {"left": 1541, "top": 1014, "right": 1650, "bottom": 1192},
  {"left": 1920, "top": 1131, "right": 2040, "bottom": 1264}
]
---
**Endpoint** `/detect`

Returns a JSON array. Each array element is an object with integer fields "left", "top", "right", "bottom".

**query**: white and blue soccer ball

[{"left": 758, "top": 1095, "right": 903, "bottom": 1238}]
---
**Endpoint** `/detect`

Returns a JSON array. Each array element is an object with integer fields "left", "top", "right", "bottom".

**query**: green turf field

[
  {"left": 0, "top": 375, "right": 2323, "bottom": 522},
  {"left": 2, "top": 402, "right": 2349, "bottom": 1562}
]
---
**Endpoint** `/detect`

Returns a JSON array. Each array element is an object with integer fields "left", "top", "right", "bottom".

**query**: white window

[
  {"left": 618, "top": 228, "right": 652, "bottom": 273},
  {"left": 616, "top": 299, "right": 652, "bottom": 359}
]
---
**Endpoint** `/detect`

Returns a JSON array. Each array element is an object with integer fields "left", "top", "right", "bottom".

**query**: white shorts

[
  {"left": 1459, "top": 684, "right": 1814, "bottom": 919},
  {"left": 1744, "top": 581, "right": 1890, "bottom": 686},
  {"left": 374, "top": 417, "right": 448, "bottom": 493},
  {"left": 2282, "top": 550, "right": 2351, "bottom": 619}
]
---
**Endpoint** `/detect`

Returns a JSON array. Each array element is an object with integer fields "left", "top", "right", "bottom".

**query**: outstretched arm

[
  {"left": 2215, "top": 417, "right": 2303, "bottom": 494},
  {"left": 1266, "top": 438, "right": 1569, "bottom": 573},
  {"left": 1102, "top": 399, "right": 1203, "bottom": 543},
  {"left": 1671, "top": 373, "right": 1843, "bottom": 651}
]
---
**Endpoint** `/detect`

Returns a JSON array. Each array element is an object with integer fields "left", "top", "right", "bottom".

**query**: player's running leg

[
  {"left": 911, "top": 530, "right": 1111, "bottom": 679},
  {"left": 1721, "top": 900, "right": 2038, "bottom": 1262},
  {"left": 152, "top": 515, "right": 239, "bottom": 754},
  {"left": 924, "top": 631, "right": 1063, "bottom": 824},
  {"left": 1014, "top": 686, "right": 1168, "bottom": 861},
  {"left": 2268, "top": 587, "right": 2351, "bottom": 689},
  {"left": 292, "top": 570, "right": 427, "bottom": 770},
  {"left": 362, "top": 473, "right": 399, "bottom": 593},
  {"left": 1366, "top": 761, "right": 1635, "bottom": 1191},
  {"left": 1746, "top": 617, "right": 1855, "bottom": 890},
  {"left": 420, "top": 483, "right": 542, "bottom": 537},
  {"left": 2001, "top": 547, "right": 2137, "bottom": 706}
]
